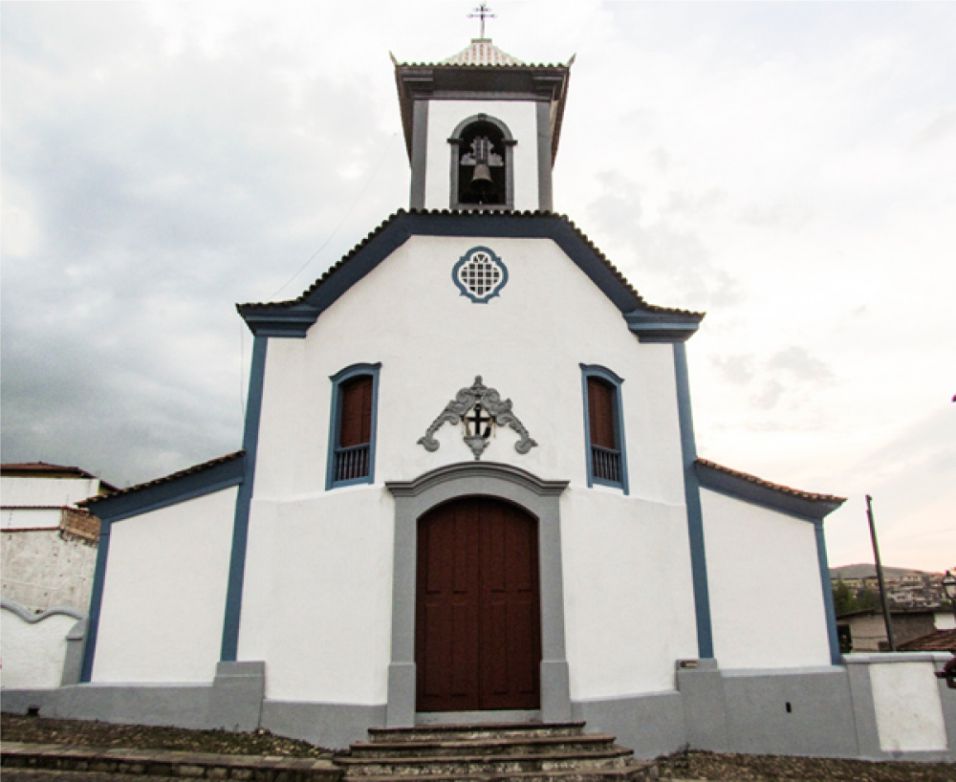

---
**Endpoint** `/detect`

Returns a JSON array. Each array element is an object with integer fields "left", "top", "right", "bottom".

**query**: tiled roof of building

[
  {"left": 442, "top": 38, "right": 523, "bottom": 66},
  {"left": 80, "top": 451, "right": 244, "bottom": 507},
  {"left": 2, "top": 462, "right": 97, "bottom": 479},
  {"left": 238, "top": 209, "right": 702, "bottom": 320},
  {"left": 696, "top": 458, "right": 846, "bottom": 505},
  {"left": 898, "top": 628, "right": 956, "bottom": 652}
]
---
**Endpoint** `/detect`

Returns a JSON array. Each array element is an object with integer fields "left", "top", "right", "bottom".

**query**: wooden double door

[{"left": 416, "top": 496, "right": 541, "bottom": 712}]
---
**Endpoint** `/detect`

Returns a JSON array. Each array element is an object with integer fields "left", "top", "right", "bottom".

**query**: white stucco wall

[
  {"left": 561, "top": 489, "right": 699, "bottom": 698},
  {"left": 237, "top": 491, "right": 394, "bottom": 703},
  {"left": 701, "top": 488, "right": 832, "bottom": 669},
  {"left": 1, "top": 604, "right": 80, "bottom": 689},
  {"left": 91, "top": 487, "right": 237, "bottom": 684},
  {"left": 424, "top": 100, "right": 540, "bottom": 211},
  {"left": 2, "top": 507, "right": 62, "bottom": 529},
  {"left": 866, "top": 656, "right": 948, "bottom": 752},
  {"left": 243, "top": 233, "right": 698, "bottom": 703},
  {"left": 1, "top": 476, "right": 100, "bottom": 507}
]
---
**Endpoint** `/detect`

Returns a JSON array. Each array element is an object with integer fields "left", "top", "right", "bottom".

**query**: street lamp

[{"left": 942, "top": 570, "right": 956, "bottom": 620}]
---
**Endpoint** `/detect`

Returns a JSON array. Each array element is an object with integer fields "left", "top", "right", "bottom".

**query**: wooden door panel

[{"left": 416, "top": 497, "right": 540, "bottom": 712}]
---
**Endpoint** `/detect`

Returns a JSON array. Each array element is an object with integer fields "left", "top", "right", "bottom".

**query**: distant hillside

[{"left": 829, "top": 564, "right": 941, "bottom": 579}]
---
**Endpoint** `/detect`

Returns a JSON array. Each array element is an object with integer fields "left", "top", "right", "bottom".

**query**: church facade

[{"left": 8, "top": 38, "right": 950, "bottom": 761}]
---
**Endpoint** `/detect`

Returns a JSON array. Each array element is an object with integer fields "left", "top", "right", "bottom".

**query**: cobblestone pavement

[{"left": 3, "top": 714, "right": 954, "bottom": 781}]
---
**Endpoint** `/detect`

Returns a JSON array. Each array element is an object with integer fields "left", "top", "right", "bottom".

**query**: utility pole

[{"left": 865, "top": 495, "right": 896, "bottom": 651}]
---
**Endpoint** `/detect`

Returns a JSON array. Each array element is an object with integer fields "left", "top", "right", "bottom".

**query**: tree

[{"left": 832, "top": 579, "right": 856, "bottom": 616}]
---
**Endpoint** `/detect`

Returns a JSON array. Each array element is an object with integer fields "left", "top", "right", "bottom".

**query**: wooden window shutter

[
  {"left": 587, "top": 377, "right": 616, "bottom": 450},
  {"left": 339, "top": 375, "right": 372, "bottom": 447}
]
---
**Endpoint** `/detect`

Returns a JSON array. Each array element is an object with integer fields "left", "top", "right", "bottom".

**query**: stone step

[
  {"left": 336, "top": 746, "right": 636, "bottom": 777},
  {"left": 1, "top": 741, "right": 341, "bottom": 780},
  {"left": 345, "top": 762, "right": 658, "bottom": 782},
  {"left": 349, "top": 733, "right": 619, "bottom": 758},
  {"left": 367, "top": 721, "right": 587, "bottom": 743}
]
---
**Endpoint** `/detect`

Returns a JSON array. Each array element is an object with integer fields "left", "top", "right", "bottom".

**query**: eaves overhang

[
  {"left": 80, "top": 451, "right": 245, "bottom": 523},
  {"left": 625, "top": 310, "right": 703, "bottom": 343},
  {"left": 237, "top": 210, "right": 705, "bottom": 339},
  {"left": 695, "top": 458, "right": 846, "bottom": 523},
  {"left": 394, "top": 62, "right": 571, "bottom": 163}
]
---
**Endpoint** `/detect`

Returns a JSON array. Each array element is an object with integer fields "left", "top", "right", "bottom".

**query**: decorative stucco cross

[{"left": 418, "top": 376, "right": 537, "bottom": 460}]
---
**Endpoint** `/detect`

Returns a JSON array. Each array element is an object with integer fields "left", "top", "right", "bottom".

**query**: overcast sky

[{"left": 2, "top": 1, "right": 954, "bottom": 572}]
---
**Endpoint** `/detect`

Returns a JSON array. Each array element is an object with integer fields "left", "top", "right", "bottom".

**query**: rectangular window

[
  {"left": 581, "top": 364, "right": 628, "bottom": 493},
  {"left": 327, "top": 363, "right": 381, "bottom": 489}
]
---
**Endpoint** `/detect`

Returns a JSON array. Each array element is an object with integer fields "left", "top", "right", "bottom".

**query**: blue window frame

[
  {"left": 580, "top": 364, "right": 629, "bottom": 494},
  {"left": 326, "top": 363, "right": 381, "bottom": 490}
]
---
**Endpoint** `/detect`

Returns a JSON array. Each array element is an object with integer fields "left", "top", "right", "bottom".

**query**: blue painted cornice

[{"left": 624, "top": 310, "right": 703, "bottom": 343}]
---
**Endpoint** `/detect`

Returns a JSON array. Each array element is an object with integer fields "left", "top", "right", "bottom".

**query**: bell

[{"left": 470, "top": 162, "right": 494, "bottom": 188}]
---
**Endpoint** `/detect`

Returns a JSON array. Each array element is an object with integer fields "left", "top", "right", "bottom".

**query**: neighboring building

[
  {"left": 7, "top": 35, "right": 952, "bottom": 764},
  {"left": 1, "top": 462, "right": 112, "bottom": 613},
  {"left": 830, "top": 565, "right": 948, "bottom": 609},
  {"left": 838, "top": 608, "right": 940, "bottom": 652}
]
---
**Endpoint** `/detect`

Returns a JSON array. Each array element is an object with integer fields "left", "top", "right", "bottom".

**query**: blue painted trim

[
  {"left": 220, "top": 335, "right": 269, "bottom": 661},
  {"left": 694, "top": 463, "right": 844, "bottom": 523},
  {"left": 451, "top": 246, "right": 509, "bottom": 303},
  {"left": 238, "top": 307, "right": 317, "bottom": 337},
  {"left": 625, "top": 311, "right": 700, "bottom": 343},
  {"left": 325, "top": 363, "right": 382, "bottom": 491},
  {"left": 579, "top": 364, "right": 629, "bottom": 495},
  {"left": 814, "top": 521, "right": 842, "bottom": 665},
  {"left": 80, "top": 522, "right": 111, "bottom": 682},
  {"left": 87, "top": 461, "right": 245, "bottom": 524},
  {"left": 673, "top": 342, "right": 714, "bottom": 659},
  {"left": 237, "top": 214, "right": 705, "bottom": 337}
]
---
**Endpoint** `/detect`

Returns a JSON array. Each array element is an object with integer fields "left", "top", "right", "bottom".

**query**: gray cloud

[
  {"left": 1, "top": 3, "right": 408, "bottom": 486},
  {"left": 751, "top": 379, "right": 785, "bottom": 411},
  {"left": 767, "top": 346, "right": 834, "bottom": 382},
  {"left": 585, "top": 169, "right": 741, "bottom": 309},
  {"left": 915, "top": 109, "right": 956, "bottom": 147},
  {"left": 711, "top": 353, "right": 756, "bottom": 385}
]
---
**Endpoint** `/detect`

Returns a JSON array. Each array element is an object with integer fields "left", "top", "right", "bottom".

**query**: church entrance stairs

[{"left": 333, "top": 721, "right": 658, "bottom": 780}]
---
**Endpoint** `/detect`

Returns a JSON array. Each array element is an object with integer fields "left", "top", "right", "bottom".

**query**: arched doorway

[{"left": 416, "top": 496, "right": 540, "bottom": 711}]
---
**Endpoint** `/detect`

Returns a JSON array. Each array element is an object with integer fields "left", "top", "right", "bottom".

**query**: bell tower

[{"left": 393, "top": 32, "right": 571, "bottom": 212}]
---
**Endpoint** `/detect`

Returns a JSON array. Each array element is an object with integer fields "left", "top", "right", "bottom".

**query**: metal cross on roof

[{"left": 468, "top": 2, "right": 496, "bottom": 39}]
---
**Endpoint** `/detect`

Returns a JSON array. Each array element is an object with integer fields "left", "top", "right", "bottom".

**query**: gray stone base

[
  {"left": 3, "top": 682, "right": 213, "bottom": 729},
  {"left": 720, "top": 667, "right": 857, "bottom": 757},
  {"left": 4, "top": 659, "right": 953, "bottom": 762},
  {"left": 260, "top": 700, "right": 385, "bottom": 750},
  {"left": 1, "top": 661, "right": 264, "bottom": 733},
  {"left": 572, "top": 691, "right": 686, "bottom": 759}
]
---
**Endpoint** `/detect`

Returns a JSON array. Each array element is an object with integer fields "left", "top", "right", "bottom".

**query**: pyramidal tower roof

[
  {"left": 442, "top": 37, "right": 523, "bottom": 67},
  {"left": 392, "top": 40, "right": 572, "bottom": 164}
]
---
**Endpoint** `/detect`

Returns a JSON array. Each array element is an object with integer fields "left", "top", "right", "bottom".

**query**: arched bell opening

[{"left": 449, "top": 114, "right": 515, "bottom": 210}]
